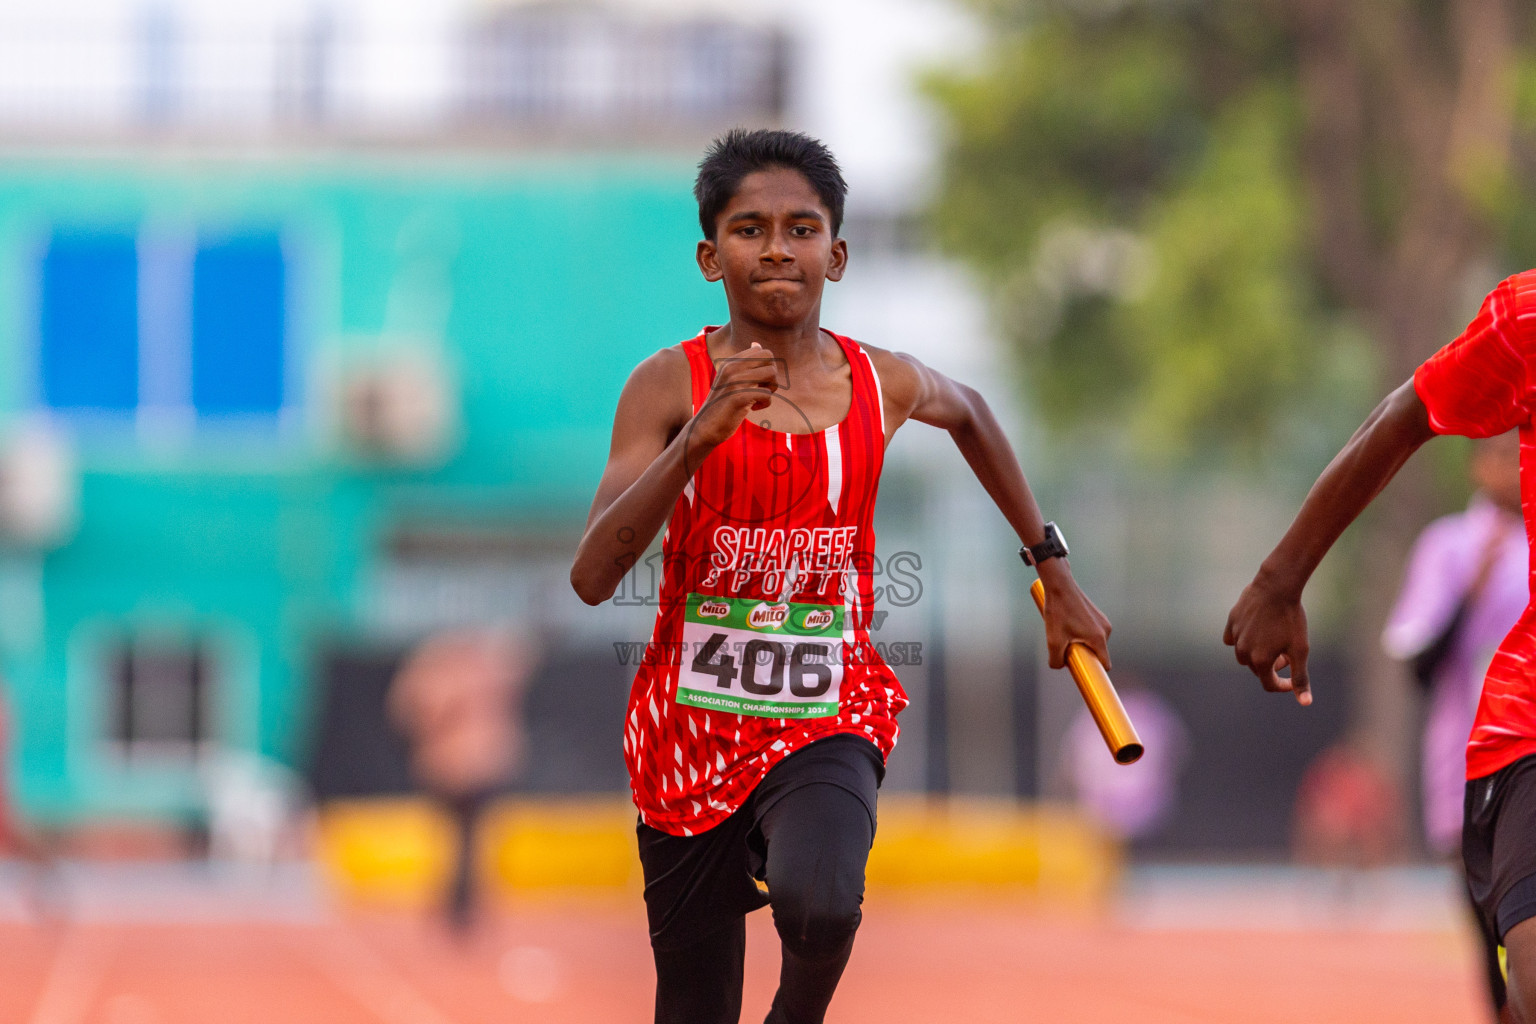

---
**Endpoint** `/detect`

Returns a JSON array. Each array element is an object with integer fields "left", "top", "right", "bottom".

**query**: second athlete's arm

[
  {"left": 871, "top": 349, "right": 1112, "bottom": 669},
  {"left": 1224, "top": 380, "right": 1437, "bottom": 703}
]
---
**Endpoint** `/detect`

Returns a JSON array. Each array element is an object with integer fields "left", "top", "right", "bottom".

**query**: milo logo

[
  {"left": 698, "top": 600, "right": 730, "bottom": 619},
  {"left": 800, "top": 608, "right": 835, "bottom": 631},
  {"left": 747, "top": 603, "right": 790, "bottom": 629}
]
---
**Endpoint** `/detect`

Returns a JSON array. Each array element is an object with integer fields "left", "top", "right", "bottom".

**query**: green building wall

[{"left": 0, "top": 152, "right": 722, "bottom": 821}]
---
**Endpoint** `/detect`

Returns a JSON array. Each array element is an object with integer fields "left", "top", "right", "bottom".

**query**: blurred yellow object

[
  {"left": 315, "top": 796, "right": 1119, "bottom": 909},
  {"left": 315, "top": 798, "right": 457, "bottom": 910},
  {"left": 479, "top": 799, "right": 641, "bottom": 895},
  {"left": 867, "top": 797, "right": 1120, "bottom": 905}
]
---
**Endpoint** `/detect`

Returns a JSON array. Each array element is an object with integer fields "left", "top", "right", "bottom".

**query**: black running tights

[{"left": 652, "top": 782, "right": 874, "bottom": 1024}]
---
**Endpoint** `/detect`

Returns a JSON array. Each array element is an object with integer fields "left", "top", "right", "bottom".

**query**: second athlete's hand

[
  {"left": 1224, "top": 571, "right": 1312, "bottom": 706},
  {"left": 689, "top": 342, "right": 781, "bottom": 452}
]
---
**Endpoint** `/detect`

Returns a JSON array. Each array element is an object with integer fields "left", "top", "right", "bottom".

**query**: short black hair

[{"left": 694, "top": 128, "right": 847, "bottom": 240}]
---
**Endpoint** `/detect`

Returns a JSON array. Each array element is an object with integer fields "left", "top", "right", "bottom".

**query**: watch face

[{"left": 1052, "top": 524, "right": 1069, "bottom": 557}]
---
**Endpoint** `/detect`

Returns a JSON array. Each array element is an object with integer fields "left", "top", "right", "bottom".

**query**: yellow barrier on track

[
  {"left": 314, "top": 798, "right": 458, "bottom": 910},
  {"left": 314, "top": 796, "right": 1120, "bottom": 909},
  {"left": 479, "top": 798, "right": 643, "bottom": 894},
  {"left": 866, "top": 798, "right": 1121, "bottom": 905}
]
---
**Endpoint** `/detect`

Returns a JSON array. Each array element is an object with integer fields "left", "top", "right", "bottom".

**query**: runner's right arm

[
  {"left": 571, "top": 343, "right": 780, "bottom": 605},
  {"left": 1230, "top": 275, "right": 1536, "bottom": 705},
  {"left": 1224, "top": 380, "right": 1436, "bottom": 704}
]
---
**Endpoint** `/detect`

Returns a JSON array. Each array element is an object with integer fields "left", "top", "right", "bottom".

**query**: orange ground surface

[{"left": 2, "top": 898, "right": 1494, "bottom": 1024}]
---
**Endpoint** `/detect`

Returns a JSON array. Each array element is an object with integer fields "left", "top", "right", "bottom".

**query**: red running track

[{"left": 1, "top": 900, "right": 1492, "bottom": 1024}]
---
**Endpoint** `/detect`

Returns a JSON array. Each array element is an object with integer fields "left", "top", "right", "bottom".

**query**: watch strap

[{"left": 1018, "top": 521, "right": 1069, "bottom": 567}]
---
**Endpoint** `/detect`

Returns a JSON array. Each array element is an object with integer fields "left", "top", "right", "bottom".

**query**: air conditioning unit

[
  {"left": 0, "top": 422, "right": 78, "bottom": 547},
  {"left": 334, "top": 349, "right": 459, "bottom": 465}
]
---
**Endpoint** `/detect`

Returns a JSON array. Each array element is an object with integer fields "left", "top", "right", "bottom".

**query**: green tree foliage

[
  {"left": 927, "top": 0, "right": 1531, "bottom": 465},
  {"left": 927, "top": 0, "right": 1536, "bottom": 756}
]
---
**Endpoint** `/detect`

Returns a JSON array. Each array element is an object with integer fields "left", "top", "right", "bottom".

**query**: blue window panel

[
  {"left": 191, "top": 234, "right": 286, "bottom": 416},
  {"left": 40, "top": 231, "right": 139, "bottom": 411}
]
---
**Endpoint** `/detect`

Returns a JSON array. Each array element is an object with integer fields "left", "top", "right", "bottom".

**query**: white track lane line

[
  {"left": 26, "top": 926, "right": 117, "bottom": 1024},
  {"left": 303, "top": 926, "right": 463, "bottom": 1024}
]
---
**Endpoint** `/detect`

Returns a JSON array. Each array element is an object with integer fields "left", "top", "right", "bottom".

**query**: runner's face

[{"left": 697, "top": 167, "right": 847, "bottom": 328}]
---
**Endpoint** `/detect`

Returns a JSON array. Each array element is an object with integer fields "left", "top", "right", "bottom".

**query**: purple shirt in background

[
  {"left": 1383, "top": 495, "right": 1529, "bottom": 855},
  {"left": 1064, "top": 690, "right": 1188, "bottom": 841}
]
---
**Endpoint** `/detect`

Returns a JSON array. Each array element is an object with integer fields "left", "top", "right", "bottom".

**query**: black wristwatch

[{"left": 1018, "top": 521, "right": 1069, "bottom": 567}]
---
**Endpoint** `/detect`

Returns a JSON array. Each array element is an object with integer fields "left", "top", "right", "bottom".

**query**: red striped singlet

[{"left": 623, "top": 327, "right": 908, "bottom": 835}]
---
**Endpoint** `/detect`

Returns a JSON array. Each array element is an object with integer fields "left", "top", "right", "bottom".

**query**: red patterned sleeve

[{"left": 1414, "top": 274, "right": 1536, "bottom": 437}]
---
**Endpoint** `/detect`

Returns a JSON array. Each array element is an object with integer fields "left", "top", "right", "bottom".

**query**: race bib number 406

[{"left": 677, "top": 592, "right": 844, "bottom": 718}]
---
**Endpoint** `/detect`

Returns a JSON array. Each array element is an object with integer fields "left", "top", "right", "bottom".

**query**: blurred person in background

[
  {"left": 388, "top": 627, "right": 535, "bottom": 936},
  {"left": 1291, "top": 743, "right": 1404, "bottom": 868},
  {"left": 1384, "top": 430, "right": 1527, "bottom": 1018},
  {"left": 1061, "top": 677, "right": 1187, "bottom": 848},
  {"left": 1386, "top": 431, "right": 1527, "bottom": 857}
]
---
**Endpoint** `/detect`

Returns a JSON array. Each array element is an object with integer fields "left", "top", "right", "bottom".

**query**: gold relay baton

[{"left": 1029, "top": 579, "right": 1144, "bottom": 765}]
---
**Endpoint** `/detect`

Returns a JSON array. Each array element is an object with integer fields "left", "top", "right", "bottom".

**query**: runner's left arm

[{"left": 872, "top": 349, "right": 1112, "bottom": 670}]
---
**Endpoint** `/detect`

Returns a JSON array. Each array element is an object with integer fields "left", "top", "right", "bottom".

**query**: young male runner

[
  {"left": 571, "top": 128, "right": 1111, "bottom": 1024},
  {"left": 1225, "top": 272, "right": 1536, "bottom": 1024}
]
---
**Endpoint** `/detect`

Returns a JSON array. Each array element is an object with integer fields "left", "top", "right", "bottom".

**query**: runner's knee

[
  {"left": 758, "top": 779, "right": 875, "bottom": 960},
  {"left": 771, "top": 881, "right": 863, "bottom": 960}
]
